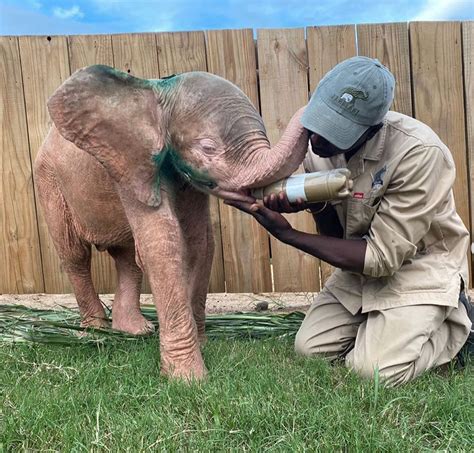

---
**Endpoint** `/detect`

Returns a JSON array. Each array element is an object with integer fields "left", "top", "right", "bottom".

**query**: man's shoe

[{"left": 456, "top": 290, "right": 474, "bottom": 368}]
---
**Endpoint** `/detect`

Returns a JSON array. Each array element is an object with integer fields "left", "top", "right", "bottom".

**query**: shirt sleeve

[{"left": 363, "top": 145, "right": 455, "bottom": 277}]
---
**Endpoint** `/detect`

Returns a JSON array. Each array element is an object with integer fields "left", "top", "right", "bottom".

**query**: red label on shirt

[{"left": 353, "top": 192, "right": 364, "bottom": 199}]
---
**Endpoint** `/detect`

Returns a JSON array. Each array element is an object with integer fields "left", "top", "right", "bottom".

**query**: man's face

[
  {"left": 309, "top": 133, "right": 346, "bottom": 158},
  {"left": 308, "top": 127, "right": 375, "bottom": 158}
]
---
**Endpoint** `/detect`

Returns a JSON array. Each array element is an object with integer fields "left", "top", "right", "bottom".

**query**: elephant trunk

[{"left": 227, "top": 107, "right": 309, "bottom": 190}]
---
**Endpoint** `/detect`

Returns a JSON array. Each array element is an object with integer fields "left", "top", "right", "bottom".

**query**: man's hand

[
  {"left": 263, "top": 191, "right": 309, "bottom": 213},
  {"left": 224, "top": 195, "right": 366, "bottom": 272},
  {"left": 224, "top": 199, "right": 293, "bottom": 240}
]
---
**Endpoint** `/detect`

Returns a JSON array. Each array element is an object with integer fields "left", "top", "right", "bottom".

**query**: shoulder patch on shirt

[{"left": 372, "top": 165, "right": 387, "bottom": 189}]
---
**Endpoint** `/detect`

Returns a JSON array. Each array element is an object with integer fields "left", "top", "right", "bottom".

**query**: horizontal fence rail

[{"left": 1, "top": 21, "right": 473, "bottom": 294}]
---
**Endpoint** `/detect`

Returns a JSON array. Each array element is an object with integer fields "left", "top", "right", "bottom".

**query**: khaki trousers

[{"left": 295, "top": 288, "right": 471, "bottom": 386}]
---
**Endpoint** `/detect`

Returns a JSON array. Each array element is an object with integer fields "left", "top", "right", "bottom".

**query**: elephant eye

[{"left": 199, "top": 138, "right": 219, "bottom": 154}]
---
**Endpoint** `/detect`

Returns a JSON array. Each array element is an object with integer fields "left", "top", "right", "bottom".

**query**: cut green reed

[{"left": 0, "top": 304, "right": 304, "bottom": 345}]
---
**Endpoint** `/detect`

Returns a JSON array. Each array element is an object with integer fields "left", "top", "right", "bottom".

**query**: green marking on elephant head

[
  {"left": 151, "top": 73, "right": 182, "bottom": 91},
  {"left": 152, "top": 146, "right": 216, "bottom": 194}
]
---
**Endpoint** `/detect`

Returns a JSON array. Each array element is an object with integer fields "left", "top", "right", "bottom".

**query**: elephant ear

[{"left": 48, "top": 65, "right": 166, "bottom": 207}]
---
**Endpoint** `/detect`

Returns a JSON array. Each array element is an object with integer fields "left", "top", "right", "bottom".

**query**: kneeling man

[{"left": 226, "top": 57, "right": 473, "bottom": 386}]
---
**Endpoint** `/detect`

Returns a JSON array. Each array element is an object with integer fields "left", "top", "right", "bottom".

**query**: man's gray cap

[{"left": 301, "top": 56, "right": 395, "bottom": 149}]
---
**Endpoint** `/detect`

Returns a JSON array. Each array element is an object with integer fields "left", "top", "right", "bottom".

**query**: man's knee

[
  {"left": 347, "top": 354, "right": 381, "bottom": 379},
  {"left": 294, "top": 327, "right": 354, "bottom": 359},
  {"left": 347, "top": 350, "right": 415, "bottom": 386},
  {"left": 294, "top": 296, "right": 363, "bottom": 358},
  {"left": 294, "top": 329, "right": 314, "bottom": 356}
]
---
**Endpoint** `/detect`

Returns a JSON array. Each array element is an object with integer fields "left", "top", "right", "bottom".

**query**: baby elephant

[{"left": 35, "top": 65, "right": 308, "bottom": 380}]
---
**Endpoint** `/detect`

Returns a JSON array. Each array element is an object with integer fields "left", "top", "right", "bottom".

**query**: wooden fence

[{"left": 1, "top": 21, "right": 473, "bottom": 294}]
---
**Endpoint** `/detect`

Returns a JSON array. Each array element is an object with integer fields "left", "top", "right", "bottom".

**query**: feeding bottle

[{"left": 251, "top": 168, "right": 353, "bottom": 203}]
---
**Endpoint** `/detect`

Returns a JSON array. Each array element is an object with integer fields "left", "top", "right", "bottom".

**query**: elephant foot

[
  {"left": 161, "top": 349, "right": 208, "bottom": 382},
  {"left": 198, "top": 333, "right": 208, "bottom": 348},
  {"left": 81, "top": 315, "right": 110, "bottom": 330},
  {"left": 112, "top": 310, "right": 155, "bottom": 335}
]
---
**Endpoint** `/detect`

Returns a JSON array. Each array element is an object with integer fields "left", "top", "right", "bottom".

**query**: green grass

[{"left": 1, "top": 337, "right": 472, "bottom": 451}]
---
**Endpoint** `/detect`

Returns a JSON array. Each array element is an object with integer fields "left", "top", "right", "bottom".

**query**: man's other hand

[
  {"left": 264, "top": 191, "right": 309, "bottom": 213},
  {"left": 223, "top": 199, "right": 293, "bottom": 241}
]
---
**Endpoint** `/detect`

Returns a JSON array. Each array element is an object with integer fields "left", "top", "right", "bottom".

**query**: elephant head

[{"left": 47, "top": 65, "right": 309, "bottom": 206}]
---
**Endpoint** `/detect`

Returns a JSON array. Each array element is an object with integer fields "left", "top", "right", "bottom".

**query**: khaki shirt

[{"left": 303, "top": 111, "right": 470, "bottom": 314}]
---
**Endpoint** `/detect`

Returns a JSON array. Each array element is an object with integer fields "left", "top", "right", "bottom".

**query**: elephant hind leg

[
  {"left": 190, "top": 218, "right": 214, "bottom": 347},
  {"left": 108, "top": 245, "right": 154, "bottom": 335},
  {"left": 35, "top": 158, "right": 108, "bottom": 328},
  {"left": 65, "top": 248, "right": 110, "bottom": 329}
]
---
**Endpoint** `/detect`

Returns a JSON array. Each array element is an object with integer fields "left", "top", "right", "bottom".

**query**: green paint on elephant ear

[{"left": 86, "top": 65, "right": 155, "bottom": 90}]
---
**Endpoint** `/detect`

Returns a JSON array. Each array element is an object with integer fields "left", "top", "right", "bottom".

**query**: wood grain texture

[
  {"left": 462, "top": 21, "right": 474, "bottom": 279},
  {"left": 206, "top": 29, "right": 272, "bottom": 292},
  {"left": 68, "top": 34, "right": 118, "bottom": 294},
  {"left": 307, "top": 25, "right": 356, "bottom": 93},
  {"left": 410, "top": 22, "right": 470, "bottom": 233},
  {"left": 357, "top": 22, "right": 412, "bottom": 116},
  {"left": 257, "top": 28, "right": 320, "bottom": 292},
  {"left": 155, "top": 31, "right": 226, "bottom": 292},
  {"left": 0, "top": 36, "right": 44, "bottom": 293},
  {"left": 307, "top": 25, "right": 357, "bottom": 287},
  {"left": 156, "top": 31, "right": 207, "bottom": 76},
  {"left": 18, "top": 35, "right": 72, "bottom": 293},
  {"left": 111, "top": 33, "right": 160, "bottom": 79},
  {"left": 68, "top": 34, "right": 114, "bottom": 72}
]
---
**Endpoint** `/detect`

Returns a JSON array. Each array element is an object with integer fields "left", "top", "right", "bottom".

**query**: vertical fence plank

[
  {"left": 307, "top": 25, "right": 356, "bottom": 91},
  {"left": 306, "top": 25, "right": 356, "bottom": 286},
  {"left": 111, "top": 33, "right": 160, "bottom": 79},
  {"left": 68, "top": 34, "right": 118, "bottom": 294},
  {"left": 68, "top": 34, "right": 114, "bottom": 71},
  {"left": 0, "top": 36, "right": 44, "bottom": 293},
  {"left": 206, "top": 29, "right": 272, "bottom": 293},
  {"left": 410, "top": 22, "right": 470, "bottom": 259},
  {"left": 357, "top": 22, "right": 412, "bottom": 116},
  {"left": 156, "top": 31, "right": 226, "bottom": 293},
  {"left": 463, "top": 21, "right": 474, "bottom": 283},
  {"left": 156, "top": 31, "right": 207, "bottom": 76},
  {"left": 18, "top": 35, "right": 72, "bottom": 293},
  {"left": 257, "top": 28, "right": 320, "bottom": 292}
]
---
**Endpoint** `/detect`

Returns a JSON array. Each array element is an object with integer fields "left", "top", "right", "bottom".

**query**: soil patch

[{"left": 0, "top": 292, "right": 315, "bottom": 314}]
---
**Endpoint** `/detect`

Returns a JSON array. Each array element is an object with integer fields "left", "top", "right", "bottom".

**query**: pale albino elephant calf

[{"left": 35, "top": 65, "right": 308, "bottom": 380}]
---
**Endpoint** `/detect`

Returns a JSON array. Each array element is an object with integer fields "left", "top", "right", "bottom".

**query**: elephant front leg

[
  {"left": 134, "top": 219, "right": 206, "bottom": 381},
  {"left": 177, "top": 191, "right": 214, "bottom": 348}
]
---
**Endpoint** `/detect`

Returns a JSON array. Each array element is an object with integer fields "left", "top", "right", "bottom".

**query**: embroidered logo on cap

[
  {"left": 341, "top": 93, "right": 353, "bottom": 103},
  {"left": 341, "top": 87, "right": 369, "bottom": 104},
  {"left": 331, "top": 87, "right": 369, "bottom": 117}
]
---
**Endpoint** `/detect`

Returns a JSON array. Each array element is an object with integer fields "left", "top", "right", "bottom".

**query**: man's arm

[
  {"left": 224, "top": 199, "right": 366, "bottom": 273},
  {"left": 279, "top": 228, "right": 366, "bottom": 272},
  {"left": 307, "top": 202, "right": 344, "bottom": 238},
  {"left": 263, "top": 192, "right": 344, "bottom": 238}
]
